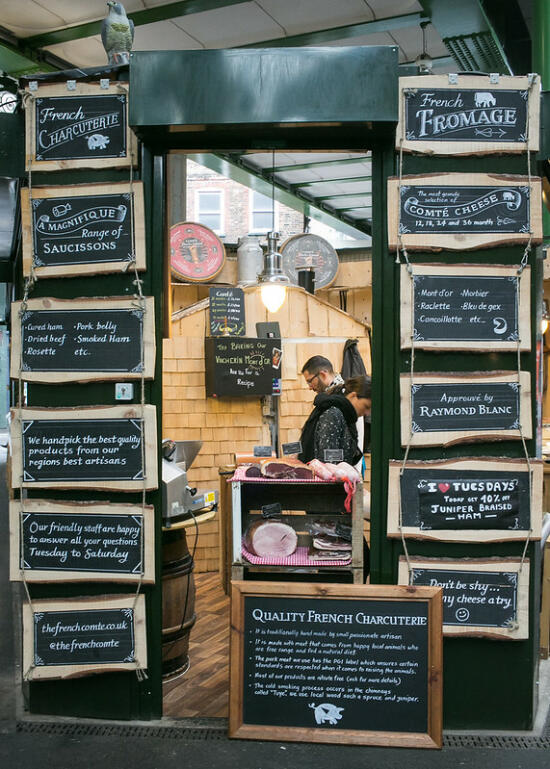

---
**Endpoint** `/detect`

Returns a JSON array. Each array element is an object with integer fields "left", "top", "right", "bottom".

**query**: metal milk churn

[{"left": 237, "top": 235, "right": 263, "bottom": 285}]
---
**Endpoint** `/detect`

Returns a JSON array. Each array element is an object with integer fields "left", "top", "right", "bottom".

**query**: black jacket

[{"left": 298, "top": 393, "right": 361, "bottom": 464}]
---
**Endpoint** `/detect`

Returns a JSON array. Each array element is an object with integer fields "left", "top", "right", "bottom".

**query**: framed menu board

[
  {"left": 398, "top": 557, "right": 529, "bottom": 640},
  {"left": 10, "top": 405, "right": 158, "bottom": 491},
  {"left": 387, "top": 457, "right": 542, "bottom": 543},
  {"left": 11, "top": 296, "right": 155, "bottom": 383},
  {"left": 399, "top": 264, "right": 530, "bottom": 352},
  {"left": 400, "top": 371, "right": 531, "bottom": 447},
  {"left": 23, "top": 594, "right": 147, "bottom": 679},
  {"left": 388, "top": 174, "right": 541, "bottom": 252},
  {"left": 230, "top": 581, "right": 443, "bottom": 749},
  {"left": 10, "top": 499, "right": 155, "bottom": 583},
  {"left": 21, "top": 181, "right": 146, "bottom": 279},
  {"left": 25, "top": 82, "right": 137, "bottom": 171},
  {"left": 397, "top": 75, "right": 540, "bottom": 155}
]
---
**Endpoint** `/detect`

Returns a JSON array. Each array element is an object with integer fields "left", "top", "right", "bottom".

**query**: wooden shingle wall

[{"left": 163, "top": 286, "right": 370, "bottom": 572}]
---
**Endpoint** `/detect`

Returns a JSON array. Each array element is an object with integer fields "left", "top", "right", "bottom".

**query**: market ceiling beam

[
  {"left": 289, "top": 176, "right": 372, "bottom": 190},
  {"left": 243, "top": 12, "right": 429, "bottom": 48},
  {"left": 24, "top": 0, "right": 250, "bottom": 49},
  {"left": 261, "top": 156, "right": 371, "bottom": 174},
  {"left": 0, "top": 26, "right": 70, "bottom": 76}
]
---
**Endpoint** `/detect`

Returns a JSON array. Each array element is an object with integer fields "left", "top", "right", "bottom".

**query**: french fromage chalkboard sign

[
  {"left": 388, "top": 174, "right": 542, "bottom": 251},
  {"left": 230, "top": 581, "right": 443, "bottom": 748},
  {"left": 21, "top": 182, "right": 146, "bottom": 278},
  {"left": 397, "top": 74, "right": 540, "bottom": 155},
  {"left": 26, "top": 82, "right": 136, "bottom": 170},
  {"left": 11, "top": 405, "right": 158, "bottom": 491},
  {"left": 205, "top": 336, "right": 282, "bottom": 397},
  {"left": 400, "top": 264, "right": 531, "bottom": 352},
  {"left": 387, "top": 458, "right": 542, "bottom": 543},
  {"left": 23, "top": 595, "right": 147, "bottom": 680},
  {"left": 398, "top": 558, "right": 529, "bottom": 639},
  {"left": 400, "top": 372, "right": 531, "bottom": 447},
  {"left": 209, "top": 287, "right": 245, "bottom": 336},
  {"left": 11, "top": 297, "right": 155, "bottom": 383},
  {"left": 10, "top": 500, "right": 155, "bottom": 583}
]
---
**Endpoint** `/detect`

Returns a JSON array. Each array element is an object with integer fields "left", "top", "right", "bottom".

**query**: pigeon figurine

[{"left": 101, "top": 1, "right": 134, "bottom": 65}]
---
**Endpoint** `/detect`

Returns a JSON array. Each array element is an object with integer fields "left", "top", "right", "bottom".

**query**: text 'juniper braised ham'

[
  {"left": 244, "top": 519, "right": 298, "bottom": 558},
  {"left": 259, "top": 458, "right": 314, "bottom": 479}
]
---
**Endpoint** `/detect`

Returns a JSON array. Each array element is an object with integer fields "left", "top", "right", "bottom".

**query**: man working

[{"left": 301, "top": 355, "right": 345, "bottom": 395}]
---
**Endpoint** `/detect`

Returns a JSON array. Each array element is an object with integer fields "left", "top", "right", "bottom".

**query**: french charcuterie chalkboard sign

[
  {"left": 230, "top": 581, "right": 443, "bottom": 748},
  {"left": 11, "top": 405, "right": 158, "bottom": 490},
  {"left": 209, "top": 287, "right": 245, "bottom": 336},
  {"left": 400, "top": 372, "right": 531, "bottom": 447},
  {"left": 388, "top": 174, "right": 542, "bottom": 251},
  {"left": 397, "top": 75, "right": 540, "bottom": 155},
  {"left": 21, "top": 182, "right": 146, "bottom": 278},
  {"left": 11, "top": 297, "right": 155, "bottom": 382},
  {"left": 26, "top": 83, "right": 136, "bottom": 170},
  {"left": 398, "top": 558, "right": 528, "bottom": 639},
  {"left": 10, "top": 500, "right": 155, "bottom": 583},
  {"left": 400, "top": 265, "right": 530, "bottom": 352},
  {"left": 387, "top": 458, "right": 542, "bottom": 542},
  {"left": 23, "top": 595, "right": 147, "bottom": 679},
  {"left": 205, "top": 337, "right": 282, "bottom": 397}
]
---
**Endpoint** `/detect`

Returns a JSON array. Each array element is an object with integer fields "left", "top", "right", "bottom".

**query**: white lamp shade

[{"left": 260, "top": 283, "right": 287, "bottom": 314}]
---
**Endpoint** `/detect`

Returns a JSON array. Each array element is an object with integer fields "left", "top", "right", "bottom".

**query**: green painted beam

[
  {"left": 243, "top": 12, "right": 428, "bottom": 48},
  {"left": 187, "top": 152, "right": 370, "bottom": 239},
  {"left": 263, "top": 156, "right": 371, "bottom": 174},
  {"left": 25, "top": 0, "right": 250, "bottom": 49},
  {"left": 289, "top": 175, "right": 372, "bottom": 190}
]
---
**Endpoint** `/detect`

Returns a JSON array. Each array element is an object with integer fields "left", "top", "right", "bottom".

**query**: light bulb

[
  {"left": 260, "top": 283, "right": 287, "bottom": 313},
  {"left": 542, "top": 318, "right": 549, "bottom": 335}
]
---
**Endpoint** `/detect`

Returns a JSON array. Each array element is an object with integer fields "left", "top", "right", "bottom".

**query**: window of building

[
  {"left": 196, "top": 189, "right": 224, "bottom": 234},
  {"left": 249, "top": 190, "right": 276, "bottom": 234}
]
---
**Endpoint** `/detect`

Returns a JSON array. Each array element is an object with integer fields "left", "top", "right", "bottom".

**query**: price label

[{"left": 282, "top": 441, "right": 302, "bottom": 456}]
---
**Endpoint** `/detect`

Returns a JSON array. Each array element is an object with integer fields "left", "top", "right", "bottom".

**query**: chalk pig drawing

[
  {"left": 87, "top": 134, "right": 110, "bottom": 150},
  {"left": 474, "top": 92, "right": 496, "bottom": 108},
  {"left": 310, "top": 703, "right": 344, "bottom": 725}
]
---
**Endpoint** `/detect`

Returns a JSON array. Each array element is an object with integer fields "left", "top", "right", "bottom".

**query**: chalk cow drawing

[{"left": 474, "top": 92, "right": 496, "bottom": 108}]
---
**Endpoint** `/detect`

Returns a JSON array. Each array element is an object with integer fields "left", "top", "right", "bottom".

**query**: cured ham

[{"left": 244, "top": 519, "right": 298, "bottom": 558}]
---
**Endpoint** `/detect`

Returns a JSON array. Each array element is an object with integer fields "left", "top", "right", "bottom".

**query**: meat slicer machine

[{"left": 162, "top": 439, "right": 218, "bottom": 526}]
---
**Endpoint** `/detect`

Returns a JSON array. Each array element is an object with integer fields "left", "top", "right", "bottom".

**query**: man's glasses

[{"left": 305, "top": 373, "right": 319, "bottom": 385}]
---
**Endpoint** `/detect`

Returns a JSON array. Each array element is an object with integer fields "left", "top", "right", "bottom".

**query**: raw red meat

[{"left": 259, "top": 458, "right": 314, "bottom": 480}]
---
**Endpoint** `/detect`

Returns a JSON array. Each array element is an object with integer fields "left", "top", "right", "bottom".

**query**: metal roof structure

[{"left": 0, "top": 0, "right": 534, "bottom": 241}]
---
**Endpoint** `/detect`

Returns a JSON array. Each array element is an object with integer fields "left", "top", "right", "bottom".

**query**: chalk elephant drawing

[
  {"left": 87, "top": 133, "right": 110, "bottom": 150},
  {"left": 474, "top": 91, "right": 496, "bottom": 108}
]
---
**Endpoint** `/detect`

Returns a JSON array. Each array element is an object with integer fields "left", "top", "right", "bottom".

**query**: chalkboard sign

[
  {"left": 398, "top": 558, "right": 529, "bottom": 639},
  {"left": 397, "top": 75, "right": 540, "bottom": 155},
  {"left": 10, "top": 500, "right": 155, "bottom": 583},
  {"left": 253, "top": 445, "right": 273, "bottom": 457},
  {"left": 388, "top": 174, "right": 541, "bottom": 252},
  {"left": 282, "top": 441, "right": 302, "bottom": 455},
  {"left": 11, "top": 406, "right": 158, "bottom": 491},
  {"left": 11, "top": 297, "right": 155, "bottom": 382},
  {"left": 209, "top": 287, "right": 245, "bottom": 336},
  {"left": 230, "top": 582, "right": 442, "bottom": 748},
  {"left": 23, "top": 595, "right": 147, "bottom": 679},
  {"left": 399, "top": 265, "right": 531, "bottom": 352},
  {"left": 205, "top": 337, "right": 282, "bottom": 397},
  {"left": 26, "top": 83, "right": 136, "bottom": 170},
  {"left": 400, "top": 372, "right": 531, "bottom": 447},
  {"left": 21, "top": 182, "right": 146, "bottom": 278},
  {"left": 387, "top": 458, "right": 542, "bottom": 542}
]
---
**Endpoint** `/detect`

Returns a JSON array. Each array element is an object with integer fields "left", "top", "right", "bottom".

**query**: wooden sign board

[
  {"left": 11, "top": 296, "right": 155, "bottom": 383},
  {"left": 209, "top": 286, "right": 245, "bottom": 336},
  {"left": 387, "top": 458, "right": 542, "bottom": 543},
  {"left": 10, "top": 405, "right": 158, "bottom": 491},
  {"left": 398, "top": 557, "right": 529, "bottom": 639},
  {"left": 397, "top": 74, "right": 540, "bottom": 155},
  {"left": 400, "top": 372, "right": 531, "bottom": 447},
  {"left": 25, "top": 82, "right": 137, "bottom": 170},
  {"left": 21, "top": 181, "right": 145, "bottom": 279},
  {"left": 10, "top": 499, "right": 155, "bottom": 583},
  {"left": 230, "top": 581, "right": 443, "bottom": 749},
  {"left": 23, "top": 594, "right": 147, "bottom": 680},
  {"left": 205, "top": 336, "right": 282, "bottom": 397},
  {"left": 400, "top": 264, "right": 530, "bottom": 352},
  {"left": 388, "top": 174, "right": 541, "bottom": 251}
]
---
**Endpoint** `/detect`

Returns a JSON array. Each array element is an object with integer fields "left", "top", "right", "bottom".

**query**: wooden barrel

[{"left": 162, "top": 527, "right": 197, "bottom": 680}]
